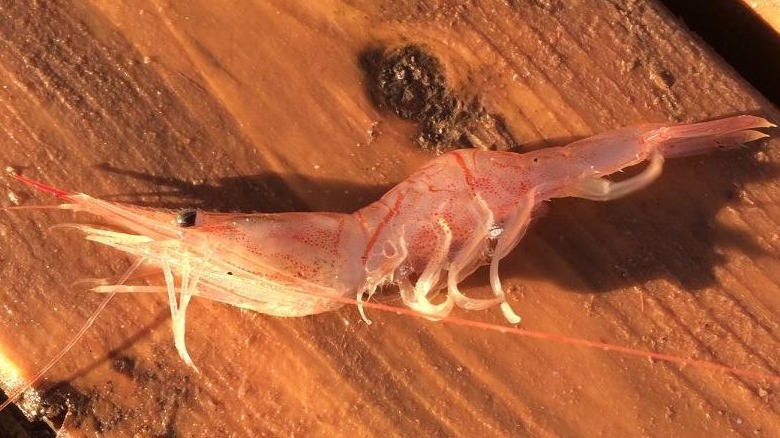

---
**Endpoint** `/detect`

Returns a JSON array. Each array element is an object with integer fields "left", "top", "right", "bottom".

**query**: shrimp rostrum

[{"left": 9, "top": 115, "right": 774, "bottom": 369}]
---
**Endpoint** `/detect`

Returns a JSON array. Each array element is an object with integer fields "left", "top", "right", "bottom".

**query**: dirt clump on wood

[{"left": 361, "top": 44, "right": 517, "bottom": 152}]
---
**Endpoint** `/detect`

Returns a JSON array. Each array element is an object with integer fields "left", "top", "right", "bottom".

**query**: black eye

[{"left": 176, "top": 208, "right": 198, "bottom": 228}]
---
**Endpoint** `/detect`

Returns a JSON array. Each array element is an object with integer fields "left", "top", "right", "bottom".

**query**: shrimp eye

[{"left": 176, "top": 208, "right": 198, "bottom": 228}]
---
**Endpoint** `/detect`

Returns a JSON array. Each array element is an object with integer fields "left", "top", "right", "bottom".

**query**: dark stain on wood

[{"left": 360, "top": 44, "right": 518, "bottom": 152}]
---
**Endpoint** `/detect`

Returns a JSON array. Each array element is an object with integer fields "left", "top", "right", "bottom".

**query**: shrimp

[{"left": 1, "top": 115, "right": 776, "bottom": 410}]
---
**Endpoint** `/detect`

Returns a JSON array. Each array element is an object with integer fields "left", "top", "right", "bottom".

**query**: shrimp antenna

[
  {"left": 7, "top": 173, "right": 74, "bottom": 200},
  {"left": 0, "top": 257, "right": 144, "bottom": 412},
  {"left": 0, "top": 205, "right": 64, "bottom": 212},
  {"left": 2, "top": 173, "right": 74, "bottom": 212},
  {"left": 320, "top": 294, "right": 780, "bottom": 384}
]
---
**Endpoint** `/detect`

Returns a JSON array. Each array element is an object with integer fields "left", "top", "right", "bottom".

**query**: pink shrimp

[{"left": 1, "top": 115, "right": 776, "bottom": 410}]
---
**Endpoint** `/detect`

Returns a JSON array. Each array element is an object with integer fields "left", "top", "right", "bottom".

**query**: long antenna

[{"left": 0, "top": 257, "right": 144, "bottom": 412}]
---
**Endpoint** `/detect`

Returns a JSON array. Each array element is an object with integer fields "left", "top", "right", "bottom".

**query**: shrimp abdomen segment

[
  {"left": 536, "top": 115, "right": 773, "bottom": 202},
  {"left": 571, "top": 115, "right": 773, "bottom": 201}
]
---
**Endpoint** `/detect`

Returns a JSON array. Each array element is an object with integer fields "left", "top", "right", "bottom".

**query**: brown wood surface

[{"left": 1, "top": 1, "right": 779, "bottom": 436}]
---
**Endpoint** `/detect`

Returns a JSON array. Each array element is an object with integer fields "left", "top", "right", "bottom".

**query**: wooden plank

[
  {"left": 1, "top": 0, "right": 778, "bottom": 436},
  {"left": 662, "top": 0, "right": 780, "bottom": 105},
  {"left": 738, "top": 0, "right": 780, "bottom": 34}
]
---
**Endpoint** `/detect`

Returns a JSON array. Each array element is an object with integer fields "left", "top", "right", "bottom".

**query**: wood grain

[{"left": 1, "top": 1, "right": 778, "bottom": 436}]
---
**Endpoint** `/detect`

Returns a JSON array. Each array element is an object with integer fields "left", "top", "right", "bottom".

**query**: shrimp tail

[{"left": 652, "top": 115, "right": 775, "bottom": 158}]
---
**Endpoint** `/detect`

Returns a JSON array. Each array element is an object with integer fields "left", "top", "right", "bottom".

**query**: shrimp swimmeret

[{"left": 1, "top": 115, "right": 778, "bottom": 409}]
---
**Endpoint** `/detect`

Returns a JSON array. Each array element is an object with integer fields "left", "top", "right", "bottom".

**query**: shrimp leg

[
  {"left": 359, "top": 234, "right": 409, "bottom": 324},
  {"left": 570, "top": 152, "right": 664, "bottom": 201},
  {"left": 400, "top": 218, "right": 455, "bottom": 319},
  {"left": 162, "top": 260, "right": 197, "bottom": 371},
  {"left": 447, "top": 196, "right": 502, "bottom": 311},
  {"left": 163, "top": 246, "right": 212, "bottom": 372},
  {"left": 490, "top": 193, "right": 536, "bottom": 324}
]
